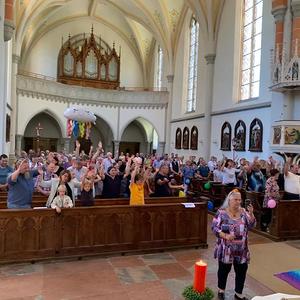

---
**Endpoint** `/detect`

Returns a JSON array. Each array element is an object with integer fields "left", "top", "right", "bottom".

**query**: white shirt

[
  {"left": 222, "top": 167, "right": 238, "bottom": 185},
  {"left": 213, "top": 169, "right": 224, "bottom": 182},
  {"left": 284, "top": 172, "right": 300, "bottom": 194}
]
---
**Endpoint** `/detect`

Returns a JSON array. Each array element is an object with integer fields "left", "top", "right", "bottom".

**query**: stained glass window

[
  {"left": 240, "top": 0, "right": 263, "bottom": 100},
  {"left": 187, "top": 18, "right": 199, "bottom": 112}
]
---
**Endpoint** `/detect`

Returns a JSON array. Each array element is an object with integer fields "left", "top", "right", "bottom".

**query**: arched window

[
  {"left": 249, "top": 118, "right": 263, "bottom": 152},
  {"left": 240, "top": 0, "right": 263, "bottom": 100},
  {"left": 220, "top": 122, "right": 232, "bottom": 151},
  {"left": 175, "top": 128, "right": 182, "bottom": 149},
  {"left": 182, "top": 127, "right": 190, "bottom": 149},
  {"left": 190, "top": 126, "right": 198, "bottom": 150},
  {"left": 234, "top": 120, "right": 246, "bottom": 151},
  {"left": 186, "top": 18, "right": 199, "bottom": 112},
  {"left": 156, "top": 46, "right": 163, "bottom": 89}
]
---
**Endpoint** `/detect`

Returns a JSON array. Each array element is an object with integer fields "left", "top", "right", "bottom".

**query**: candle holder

[{"left": 182, "top": 286, "right": 214, "bottom": 300}]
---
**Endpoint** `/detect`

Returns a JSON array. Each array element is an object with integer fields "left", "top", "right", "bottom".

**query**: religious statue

[
  {"left": 249, "top": 119, "right": 263, "bottom": 152},
  {"left": 190, "top": 126, "right": 198, "bottom": 150},
  {"left": 175, "top": 128, "right": 182, "bottom": 149},
  {"left": 273, "top": 127, "right": 281, "bottom": 144},
  {"left": 220, "top": 122, "right": 231, "bottom": 151},
  {"left": 182, "top": 127, "right": 189, "bottom": 149},
  {"left": 234, "top": 120, "right": 246, "bottom": 151}
]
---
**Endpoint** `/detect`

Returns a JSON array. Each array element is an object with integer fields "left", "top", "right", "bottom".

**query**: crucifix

[{"left": 35, "top": 123, "right": 43, "bottom": 152}]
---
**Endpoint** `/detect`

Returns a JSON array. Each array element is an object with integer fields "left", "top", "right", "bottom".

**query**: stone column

[
  {"left": 0, "top": 2, "right": 6, "bottom": 154},
  {"left": 157, "top": 141, "right": 165, "bottom": 156},
  {"left": 63, "top": 138, "right": 71, "bottom": 153},
  {"left": 203, "top": 53, "right": 216, "bottom": 160},
  {"left": 9, "top": 53, "right": 19, "bottom": 162},
  {"left": 15, "top": 134, "right": 22, "bottom": 157},
  {"left": 113, "top": 140, "right": 120, "bottom": 158},
  {"left": 271, "top": 0, "right": 287, "bottom": 60},
  {"left": 4, "top": 0, "right": 15, "bottom": 42},
  {"left": 164, "top": 74, "right": 174, "bottom": 154}
]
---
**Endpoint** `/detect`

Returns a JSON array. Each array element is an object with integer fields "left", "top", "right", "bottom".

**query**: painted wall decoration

[
  {"left": 249, "top": 118, "right": 263, "bottom": 152},
  {"left": 182, "top": 127, "right": 190, "bottom": 149},
  {"left": 190, "top": 126, "right": 198, "bottom": 150},
  {"left": 220, "top": 122, "right": 231, "bottom": 151},
  {"left": 234, "top": 120, "right": 246, "bottom": 151},
  {"left": 175, "top": 128, "right": 182, "bottom": 149},
  {"left": 273, "top": 126, "right": 281, "bottom": 144},
  {"left": 284, "top": 126, "right": 300, "bottom": 145}
]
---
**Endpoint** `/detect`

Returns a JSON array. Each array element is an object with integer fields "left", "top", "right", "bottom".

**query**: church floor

[{"left": 0, "top": 219, "right": 298, "bottom": 300}]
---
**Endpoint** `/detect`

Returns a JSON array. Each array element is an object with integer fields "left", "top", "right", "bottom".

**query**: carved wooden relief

[
  {"left": 190, "top": 126, "right": 198, "bottom": 150},
  {"left": 249, "top": 118, "right": 263, "bottom": 152},
  {"left": 182, "top": 127, "right": 190, "bottom": 150},
  {"left": 220, "top": 122, "right": 231, "bottom": 151},
  {"left": 57, "top": 28, "right": 120, "bottom": 90},
  {"left": 234, "top": 120, "right": 246, "bottom": 151},
  {"left": 175, "top": 128, "right": 182, "bottom": 149}
]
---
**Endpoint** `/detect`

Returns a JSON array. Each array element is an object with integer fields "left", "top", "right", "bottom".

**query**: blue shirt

[
  {"left": 7, "top": 170, "right": 39, "bottom": 209},
  {"left": 0, "top": 166, "right": 13, "bottom": 184}
]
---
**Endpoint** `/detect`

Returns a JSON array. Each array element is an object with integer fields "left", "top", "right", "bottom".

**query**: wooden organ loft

[{"left": 57, "top": 27, "right": 120, "bottom": 89}]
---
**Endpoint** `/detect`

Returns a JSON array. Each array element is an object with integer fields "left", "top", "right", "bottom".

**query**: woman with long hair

[{"left": 212, "top": 189, "right": 256, "bottom": 300}]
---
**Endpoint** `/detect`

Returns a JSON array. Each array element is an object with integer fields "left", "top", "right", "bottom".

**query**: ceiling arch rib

[{"left": 16, "top": 0, "right": 73, "bottom": 55}]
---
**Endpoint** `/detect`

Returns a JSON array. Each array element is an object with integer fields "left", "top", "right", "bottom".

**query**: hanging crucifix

[{"left": 35, "top": 123, "right": 43, "bottom": 152}]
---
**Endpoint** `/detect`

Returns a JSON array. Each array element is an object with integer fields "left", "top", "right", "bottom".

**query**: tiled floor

[{"left": 0, "top": 221, "right": 297, "bottom": 300}]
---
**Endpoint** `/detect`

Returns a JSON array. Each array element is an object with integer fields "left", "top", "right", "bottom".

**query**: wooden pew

[
  {"left": 269, "top": 200, "right": 300, "bottom": 240},
  {"left": 0, "top": 201, "right": 207, "bottom": 263},
  {"left": 0, "top": 196, "right": 191, "bottom": 209}
]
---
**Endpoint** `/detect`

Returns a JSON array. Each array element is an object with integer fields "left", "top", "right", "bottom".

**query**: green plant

[{"left": 182, "top": 286, "right": 214, "bottom": 300}]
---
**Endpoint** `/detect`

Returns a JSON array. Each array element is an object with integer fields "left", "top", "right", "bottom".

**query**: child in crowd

[
  {"left": 129, "top": 165, "right": 146, "bottom": 205},
  {"left": 80, "top": 178, "right": 94, "bottom": 206},
  {"left": 51, "top": 184, "right": 73, "bottom": 213}
]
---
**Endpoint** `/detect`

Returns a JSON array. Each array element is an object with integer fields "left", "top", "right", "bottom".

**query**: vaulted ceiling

[{"left": 14, "top": 0, "right": 225, "bottom": 76}]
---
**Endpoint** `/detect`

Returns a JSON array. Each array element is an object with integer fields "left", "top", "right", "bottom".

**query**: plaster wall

[{"left": 22, "top": 19, "right": 144, "bottom": 87}]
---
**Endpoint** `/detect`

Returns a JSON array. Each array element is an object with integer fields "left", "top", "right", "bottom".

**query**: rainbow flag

[{"left": 275, "top": 269, "right": 300, "bottom": 291}]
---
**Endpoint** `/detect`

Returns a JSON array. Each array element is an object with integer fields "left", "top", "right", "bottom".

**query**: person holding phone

[{"left": 212, "top": 189, "right": 256, "bottom": 300}]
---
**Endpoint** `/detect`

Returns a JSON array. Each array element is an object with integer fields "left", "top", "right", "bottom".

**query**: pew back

[{"left": 0, "top": 202, "right": 207, "bottom": 263}]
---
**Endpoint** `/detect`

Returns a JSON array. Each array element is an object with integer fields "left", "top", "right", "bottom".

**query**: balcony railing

[{"left": 18, "top": 70, "right": 167, "bottom": 92}]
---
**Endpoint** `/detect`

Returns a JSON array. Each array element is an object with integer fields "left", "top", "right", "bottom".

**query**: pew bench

[{"left": 0, "top": 201, "right": 207, "bottom": 264}]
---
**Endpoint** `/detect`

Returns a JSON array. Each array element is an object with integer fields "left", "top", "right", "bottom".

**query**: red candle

[{"left": 193, "top": 260, "right": 207, "bottom": 293}]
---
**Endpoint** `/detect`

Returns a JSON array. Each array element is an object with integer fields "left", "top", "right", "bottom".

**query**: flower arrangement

[{"left": 182, "top": 286, "right": 214, "bottom": 300}]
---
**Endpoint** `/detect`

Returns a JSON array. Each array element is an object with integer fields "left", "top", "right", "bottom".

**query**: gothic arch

[
  {"left": 234, "top": 120, "right": 246, "bottom": 151},
  {"left": 175, "top": 128, "right": 182, "bottom": 149},
  {"left": 190, "top": 126, "right": 198, "bottom": 150},
  {"left": 249, "top": 118, "right": 263, "bottom": 152},
  {"left": 220, "top": 122, "right": 231, "bottom": 151},
  {"left": 182, "top": 127, "right": 190, "bottom": 150}
]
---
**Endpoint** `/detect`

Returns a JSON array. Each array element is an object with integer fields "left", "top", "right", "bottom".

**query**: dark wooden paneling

[{"left": 0, "top": 202, "right": 207, "bottom": 263}]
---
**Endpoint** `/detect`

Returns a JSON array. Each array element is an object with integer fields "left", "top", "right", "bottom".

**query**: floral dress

[
  {"left": 211, "top": 209, "right": 256, "bottom": 264},
  {"left": 263, "top": 177, "right": 280, "bottom": 208}
]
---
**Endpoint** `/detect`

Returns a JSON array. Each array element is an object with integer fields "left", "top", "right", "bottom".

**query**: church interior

[{"left": 1, "top": 0, "right": 300, "bottom": 299}]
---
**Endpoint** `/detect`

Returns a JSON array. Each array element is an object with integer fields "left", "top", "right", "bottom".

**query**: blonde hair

[
  {"left": 57, "top": 184, "right": 67, "bottom": 193},
  {"left": 221, "top": 189, "right": 241, "bottom": 209}
]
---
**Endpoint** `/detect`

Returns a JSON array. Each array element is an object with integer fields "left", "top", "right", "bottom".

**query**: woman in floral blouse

[
  {"left": 261, "top": 169, "right": 280, "bottom": 231},
  {"left": 212, "top": 189, "right": 256, "bottom": 300}
]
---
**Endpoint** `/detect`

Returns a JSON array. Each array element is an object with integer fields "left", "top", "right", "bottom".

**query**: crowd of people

[
  {"left": 2, "top": 144, "right": 300, "bottom": 300},
  {"left": 0, "top": 143, "right": 299, "bottom": 213}
]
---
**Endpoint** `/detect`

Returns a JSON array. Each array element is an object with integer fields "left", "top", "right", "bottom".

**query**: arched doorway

[
  {"left": 69, "top": 115, "right": 114, "bottom": 154},
  {"left": 23, "top": 112, "right": 62, "bottom": 152},
  {"left": 120, "top": 118, "right": 158, "bottom": 155}
]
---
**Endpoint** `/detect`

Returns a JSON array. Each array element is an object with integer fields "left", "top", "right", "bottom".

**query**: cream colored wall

[
  {"left": 22, "top": 19, "right": 144, "bottom": 87},
  {"left": 172, "top": 9, "right": 206, "bottom": 120},
  {"left": 212, "top": 0, "right": 273, "bottom": 111},
  {"left": 119, "top": 107, "right": 165, "bottom": 142},
  {"left": 169, "top": 118, "right": 205, "bottom": 159}
]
